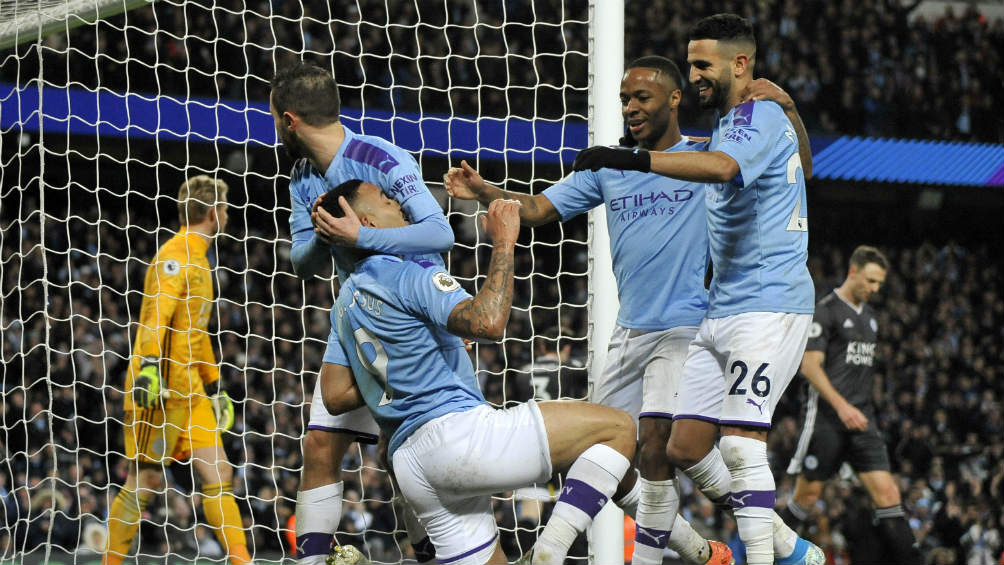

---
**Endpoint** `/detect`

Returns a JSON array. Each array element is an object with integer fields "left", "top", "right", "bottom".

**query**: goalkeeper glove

[
  {"left": 572, "top": 146, "right": 651, "bottom": 173},
  {"left": 210, "top": 387, "right": 234, "bottom": 432},
  {"left": 133, "top": 359, "right": 162, "bottom": 408}
]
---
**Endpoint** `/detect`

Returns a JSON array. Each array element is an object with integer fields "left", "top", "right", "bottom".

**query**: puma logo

[
  {"left": 636, "top": 526, "right": 667, "bottom": 546},
  {"left": 746, "top": 398, "right": 765, "bottom": 414},
  {"left": 729, "top": 493, "right": 753, "bottom": 507}
]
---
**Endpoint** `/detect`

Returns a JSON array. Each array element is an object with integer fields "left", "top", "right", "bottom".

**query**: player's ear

[
  {"left": 282, "top": 110, "right": 298, "bottom": 130},
  {"left": 733, "top": 51, "right": 751, "bottom": 78},
  {"left": 669, "top": 88, "right": 682, "bottom": 110}
]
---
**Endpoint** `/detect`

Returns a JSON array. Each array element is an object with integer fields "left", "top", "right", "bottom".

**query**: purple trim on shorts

[
  {"left": 639, "top": 411, "right": 674, "bottom": 420},
  {"left": 672, "top": 414, "right": 720, "bottom": 424},
  {"left": 558, "top": 478, "right": 609, "bottom": 519},
  {"left": 306, "top": 425, "right": 379, "bottom": 444},
  {"left": 413, "top": 536, "right": 436, "bottom": 562},
  {"left": 437, "top": 533, "right": 498, "bottom": 564},
  {"left": 718, "top": 419, "right": 772, "bottom": 429},
  {"left": 634, "top": 525, "right": 671, "bottom": 549},
  {"left": 295, "top": 532, "right": 333, "bottom": 558},
  {"left": 726, "top": 489, "right": 776, "bottom": 509}
]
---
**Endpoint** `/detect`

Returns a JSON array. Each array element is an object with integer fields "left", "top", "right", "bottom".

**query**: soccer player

[
  {"left": 104, "top": 175, "right": 250, "bottom": 565},
  {"left": 572, "top": 14, "right": 822, "bottom": 565},
  {"left": 784, "top": 246, "right": 922, "bottom": 564},
  {"left": 317, "top": 182, "right": 636, "bottom": 565},
  {"left": 270, "top": 62, "right": 450, "bottom": 565},
  {"left": 446, "top": 55, "right": 815, "bottom": 565}
]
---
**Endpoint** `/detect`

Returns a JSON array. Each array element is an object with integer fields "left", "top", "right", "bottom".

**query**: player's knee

[
  {"left": 606, "top": 409, "right": 637, "bottom": 460},
  {"left": 637, "top": 419, "right": 672, "bottom": 471},
  {"left": 666, "top": 436, "right": 700, "bottom": 470},
  {"left": 872, "top": 481, "right": 902, "bottom": 508}
]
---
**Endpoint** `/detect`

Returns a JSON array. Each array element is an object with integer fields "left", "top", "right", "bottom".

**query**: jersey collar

[
  {"left": 177, "top": 227, "right": 211, "bottom": 256},
  {"left": 832, "top": 289, "right": 864, "bottom": 315}
]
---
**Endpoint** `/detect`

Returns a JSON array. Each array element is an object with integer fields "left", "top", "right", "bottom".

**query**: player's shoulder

[
  {"left": 682, "top": 137, "right": 710, "bottom": 151},
  {"left": 342, "top": 132, "right": 411, "bottom": 174},
  {"left": 153, "top": 235, "right": 192, "bottom": 277},
  {"left": 731, "top": 100, "right": 785, "bottom": 128},
  {"left": 816, "top": 291, "right": 839, "bottom": 309}
]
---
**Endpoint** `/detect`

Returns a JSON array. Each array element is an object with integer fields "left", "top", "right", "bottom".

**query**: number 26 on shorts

[{"left": 728, "top": 361, "right": 771, "bottom": 397}]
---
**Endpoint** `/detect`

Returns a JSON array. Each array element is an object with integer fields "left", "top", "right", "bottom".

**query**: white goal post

[{"left": 0, "top": 0, "right": 150, "bottom": 51}]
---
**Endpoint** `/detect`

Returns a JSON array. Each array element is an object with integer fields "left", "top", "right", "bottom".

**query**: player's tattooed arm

[
  {"left": 740, "top": 78, "right": 813, "bottom": 179},
  {"left": 447, "top": 200, "right": 521, "bottom": 341},
  {"left": 444, "top": 160, "right": 559, "bottom": 227}
]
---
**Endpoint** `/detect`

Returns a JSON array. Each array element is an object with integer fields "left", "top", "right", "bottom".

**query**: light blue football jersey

[
  {"left": 288, "top": 125, "right": 453, "bottom": 279},
  {"left": 706, "top": 100, "right": 814, "bottom": 317},
  {"left": 543, "top": 137, "right": 709, "bottom": 330},
  {"left": 331, "top": 255, "right": 485, "bottom": 456}
]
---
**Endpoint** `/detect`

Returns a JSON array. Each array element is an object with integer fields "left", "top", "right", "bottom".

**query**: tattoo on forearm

[{"left": 448, "top": 246, "right": 514, "bottom": 338}]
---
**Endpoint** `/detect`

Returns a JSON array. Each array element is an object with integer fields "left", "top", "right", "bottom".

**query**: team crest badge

[
  {"left": 432, "top": 272, "right": 460, "bottom": 292},
  {"left": 804, "top": 455, "right": 818, "bottom": 470},
  {"left": 162, "top": 259, "right": 181, "bottom": 276},
  {"left": 870, "top": 318, "right": 878, "bottom": 332},
  {"left": 809, "top": 322, "right": 822, "bottom": 338}
]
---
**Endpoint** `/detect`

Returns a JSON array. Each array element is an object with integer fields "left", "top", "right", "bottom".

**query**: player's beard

[
  {"left": 697, "top": 73, "right": 729, "bottom": 111},
  {"left": 278, "top": 129, "right": 307, "bottom": 161}
]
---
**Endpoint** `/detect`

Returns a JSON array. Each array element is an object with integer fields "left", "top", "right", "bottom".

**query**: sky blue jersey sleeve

[
  {"left": 715, "top": 101, "right": 787, "bottom": 188},
  {"left": 321, "top": 313, "right": 350, "bottom": 366},
  {"left": 351, "top": 150, "right": 454, "bottom": 254},
  {"left": 288, "top": 161, "right": 332, "bottom": 275},
  {"left": 542, "top": 169, "right": 604, "bottom": 222},
  {"left": 396, "top": 262, "right": 472, "bottom": 328}
]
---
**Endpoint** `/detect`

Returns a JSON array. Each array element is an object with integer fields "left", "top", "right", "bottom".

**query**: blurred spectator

[{"left": 3, "top": 0, "right": 1000, "bottom": 142}]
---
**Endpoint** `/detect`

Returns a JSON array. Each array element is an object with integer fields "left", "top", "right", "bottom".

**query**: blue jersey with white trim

[
  {"left": 542, "top": 137, "right": 709, "bottom": 330},
  {"left": 332, "top": 255, "right": 485, "bottom": 456},
  {"left": 706, "top": 100, "right": 814, "bottom": 317},
  {"left": 288, "top": 125, "right": 452, "bottom": 280}
]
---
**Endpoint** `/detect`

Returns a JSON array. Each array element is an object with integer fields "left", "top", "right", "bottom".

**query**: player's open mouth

[
  {"left": 698, "top": 85, "right": 711, "bottom": 96},
  {"left": 628, "top": 120, "right": 646, "bottom": 133}
]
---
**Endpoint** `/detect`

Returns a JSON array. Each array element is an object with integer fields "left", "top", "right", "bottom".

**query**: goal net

[{"left": 0, "top": 1, "right": 601, "bottom": 563}]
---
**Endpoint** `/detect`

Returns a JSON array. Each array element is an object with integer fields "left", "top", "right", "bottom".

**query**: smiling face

[
  {"left": 687, "top": 39, "right": 733, "bottom": 112},
  {"left": 620, "top": 67, "right": 679, "bottom": 150}
]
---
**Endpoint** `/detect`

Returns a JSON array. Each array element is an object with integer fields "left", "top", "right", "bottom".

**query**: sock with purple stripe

[
  {"left": 720, "top": 435, "right": 775, "bottom": 565},
  {"left": 295, "top": 482, "right": 342, "bottom": 564},
  {"left": 631, "top": 477, "right": 676, "bottom": 565},
  {"left": 532, "top": 444, "right": 630, "bottom": 565}
]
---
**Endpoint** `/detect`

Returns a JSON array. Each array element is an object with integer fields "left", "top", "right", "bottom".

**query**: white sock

[
  {"left": 720, "top": 436, "right": 774, "bottom": 565},
  {"left": 631, "top": 477, "right": 676, "bottom": 565},
  {"left": 397, "top": 496, "right": 435, "bottom": 565},
  {"left": 295, "top": 482, "right": 343, "bottom": 564},
  {"left": 684, "top": 446, "right": 731, "bottom": 506},
  {"left": 614, "top": 469, "right": 641, "bottom": 519},
  {"left": 534, "top": 444, "right": 630, "bottom": 565},
  {"left": 668, "top": 517, "right": 712, "bottom": 564},
  {"left": 772, "top": 511, "right": 799, "bottom": 559}
]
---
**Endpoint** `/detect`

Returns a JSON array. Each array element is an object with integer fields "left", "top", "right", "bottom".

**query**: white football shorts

[
  {"left": 590, "top": 325, "right": 698, "bottom": 420},
  {"left": 392, "top": 401, "right": 552, "bottom": 565},
  {"left": 307, "top": 372, "right": 379, "bottom": 444},
  {"left": 673, "top": 312, "right": 812, "bottom": 428}
]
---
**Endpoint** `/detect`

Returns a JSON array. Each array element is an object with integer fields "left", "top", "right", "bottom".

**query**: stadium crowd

[
  {"left": 1, "top": 178, "right": 1001, "bottom": 563},
  {"left": 11, "top": 0, "right": 1002, "bottom": 143}
]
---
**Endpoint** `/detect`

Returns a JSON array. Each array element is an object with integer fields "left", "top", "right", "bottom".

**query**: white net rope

[{"left": 1, "top": 1, "right": 591, "bottom": 563}]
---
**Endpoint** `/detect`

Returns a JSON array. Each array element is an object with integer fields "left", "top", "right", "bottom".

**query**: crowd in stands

[
  {"left": 7, "top": 0, "right": 1002, "bottom": 143},
  {"left": 2, "top": 175, "right": 1001, "bottom": 562}
]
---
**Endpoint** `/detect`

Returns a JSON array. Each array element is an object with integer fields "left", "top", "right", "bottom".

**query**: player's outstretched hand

[
  {"left": 481, "top": 199, "right": 521, "bottom": 248},
  {"left": 443, "top": 160, "right": 485, "bottom": 200},
  {"left": 312, "top": 195, "right": 362, "bottom": 247},
  {"left": 837, "top": 402, "right": 869, "bottom": 431},
  {"left": 740, "top": 78, "right": 794, "bottom": 112},
  {"left": 572, "top": 146, "right": 651, "bottom": 173}
]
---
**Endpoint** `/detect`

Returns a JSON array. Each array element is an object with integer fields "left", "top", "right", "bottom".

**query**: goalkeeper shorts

[{"left": 124, "top": 394, "right": 223, "bottom": 464}]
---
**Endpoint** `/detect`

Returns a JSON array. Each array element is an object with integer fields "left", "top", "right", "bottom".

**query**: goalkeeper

[{"left": 104, "top": 175, "right": 251, "bottom": 565}]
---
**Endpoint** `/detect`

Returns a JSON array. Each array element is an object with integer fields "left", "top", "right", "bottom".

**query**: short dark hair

[
  {"left": 689, "top": 13, "right": 755, "bottom": 47},
  {"left": 849, "top": 245, "right": 889, "bottom": 271},
  {"left": 319, "top": 179, "right": 365, "bottom": 218},
  {"left": 626, "top": 55, "right": 684, "bottom": 91},
  {"left": 270, "top": 63, "right": 341, "bottom": 126}
]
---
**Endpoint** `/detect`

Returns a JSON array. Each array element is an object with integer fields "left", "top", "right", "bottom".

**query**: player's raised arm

[
  {"left": 444, "top": 160, "right": 560, "bottom": 227},
  {"left": 572, "top": 144, "right": 740, "bottom": 183},
  {"left": 446, "top": 199, "right": 521, "bottom": 340}
]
